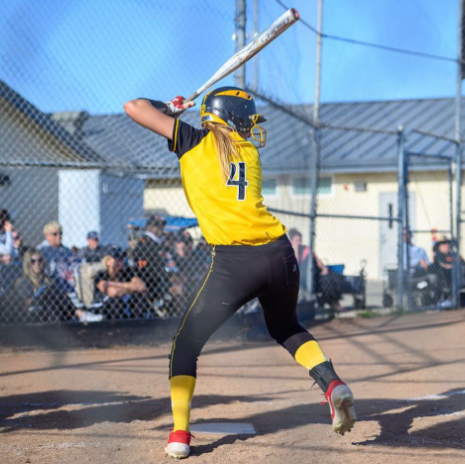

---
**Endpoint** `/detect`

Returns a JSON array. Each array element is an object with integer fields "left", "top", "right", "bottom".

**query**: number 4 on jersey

[{"left": 227, "top": 162, "right": 248, "bottom": 201}]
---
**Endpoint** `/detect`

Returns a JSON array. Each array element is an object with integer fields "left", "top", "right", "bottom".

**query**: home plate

[{"left": 190, "top": 423, "right": 256, "bottom": 435}]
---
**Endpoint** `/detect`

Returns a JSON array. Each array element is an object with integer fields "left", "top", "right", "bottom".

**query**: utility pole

[
  {"left": 253, "top": 0, "right": 259, "bottom": 91},
  {"left": 307, "top": 0, "right": 324, "bottom": 300},
  {"left": 453, "top": 0, "right": 464, "bottom": 308},
  {"left": 235, "top": 0, "right": 246, "bottom": 88}
]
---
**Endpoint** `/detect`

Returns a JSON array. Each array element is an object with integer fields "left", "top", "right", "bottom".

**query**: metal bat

[{"left": 185, "top": 8, "right": 300, "bottom": 102}]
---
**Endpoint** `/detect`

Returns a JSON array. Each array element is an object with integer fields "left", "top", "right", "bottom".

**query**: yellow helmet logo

[{"left": 214, "top": 90, "right": 253, "bottom": 100}]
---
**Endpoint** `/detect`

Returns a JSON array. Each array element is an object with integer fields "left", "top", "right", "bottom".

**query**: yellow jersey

[{"left": 168, "top": 119, "right": 286, "bottom": 245}]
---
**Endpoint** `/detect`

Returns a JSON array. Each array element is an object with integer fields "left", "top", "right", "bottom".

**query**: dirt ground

[{"left": 0, "top": 310, "right": 464, "bottom": 464}]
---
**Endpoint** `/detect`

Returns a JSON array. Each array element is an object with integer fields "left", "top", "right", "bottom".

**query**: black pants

[{"left": 169, "top": 235, "right": 315, "bottom": 378}]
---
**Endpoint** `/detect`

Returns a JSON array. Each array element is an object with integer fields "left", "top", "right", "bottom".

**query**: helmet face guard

[
  {"left": 200, "top": 86, "right": 267, "bottom": 148},
  {"left": 250, "top": 114, "right": 267, "bottom": 148}
]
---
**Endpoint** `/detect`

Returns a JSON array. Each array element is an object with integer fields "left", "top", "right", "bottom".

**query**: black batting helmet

[{"left": 200, "top": 86, "right": 267, "bottom": 147}]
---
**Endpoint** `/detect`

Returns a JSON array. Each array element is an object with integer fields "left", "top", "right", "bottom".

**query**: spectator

[
  {"left": 143, "top": 214, "right": 166, "bottom": 246},
  {"left": 288, "top": 228, "right": 310, "bottom": 289},
  {"left": 133, "top": 215, "right": 174, "bottom": 314},
  {"left": 288, "top": 228, "right": 343, "bottom": 311},
  {"left": 403, "top": 230, "right": 429, "bottom": 275},
  {"left": 126, "top": 236, "right": 139, "bottom": 268},
  {"left": 94, "top": 247, "right": 147, "bottom": 319},
  {"left": 429, "top": 238, "right": 453, "bottom": 306},
  {"left": 11, "top": 230, "right": 25, "bottom": 259},
  {"left": 169, "top": 231, "right": 205, "bottom": 303},
  {"left": 172, "top": 230, "right": 210, "bottom": 288},
  {"left": 12, "top": 249, "right": 101, "bottom": 323},
  {"left": 196, "top": 236, "right": 211, "bottom": 257},
  {"left": 314, "top": 255, "right": 344, "bottom": 312},
  {"left": 0, "top": 209, "right": 14, "bottom": 264},
  {"left": 0, "top": 236, "right": 22, "bottom": 266},
  {"left": 37, "top": 221, "right": 75, "bottom": 290},
  {"left": 0, "top": 229, "right": 24, "bottom": 296},
  {"left": 78, "top": 231, "right": 107, "bottom": 263}
]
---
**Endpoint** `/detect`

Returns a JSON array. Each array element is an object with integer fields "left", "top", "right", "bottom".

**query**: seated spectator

[
  {"left": 94, "top": 247, "right": 148, "bottom": 319},
  {"left": 429, "top": 238, "right": 453, "bottom": 306},
  {"left": 403, "top": 230, "right": 429, "bottom": 275},
  {"left": 191, "top": 236, "right": 211, "bottom": 267},
  {"left": 170, "top": 230, "right": 210, "bottom": 303},
  {"left": 75, "top": 260, "right": 107, "bottom": 309},
  {"left": 77, "top": 231, "right": 108, "bottom": 263},
  {"left": 0, "top": 230, "right": 25, "bottom": 298},
  {"left": 11, "top": 230, "right": 25, "bottom": 259},
  {"left": 288, "top": 228, "right": 343, "bottom": 311},
  {"left": 37, "top": 221, "right": 76, "bottom": 291},
  {"left": 0, "top": 230, "right": 23, "bottom": 266},
  {"left": 126, "top": 236, "right": 139, "bottom": 268},
  {"left": 196, "top": 236, "right": 211, "bottom": 257},
  {"left": 133, "top": 215, "right": 176, "bottom": 316},
  {"left": 12, "top": 249, "right": 101, "bottom": 323},
  {"left": 173, "top": 230, "right": 210, "bottom": 283},
  {"left": 288, "top": 228, "right": 312, "bottom": 290},
  {"left": 314, "top": 255, "right": 344, "bottom": 311},
  {"left": 0, "top": 209, "right": 14, "bottom": 264}
]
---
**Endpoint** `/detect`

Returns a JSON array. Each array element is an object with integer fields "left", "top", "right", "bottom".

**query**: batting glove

[{"left": 165, "top": 96, "right": 196, "bottom": 117}]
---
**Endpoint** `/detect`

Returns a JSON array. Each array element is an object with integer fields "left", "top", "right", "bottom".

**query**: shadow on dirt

[
  {"left": 2, "top": 387, "right": 464, "bottom": 452},
  {"left": 0, "top": 390, "right": 277, "bottom": 433},
  {"left": 192, "top": 387, "right": 465, "bottom": 455}
]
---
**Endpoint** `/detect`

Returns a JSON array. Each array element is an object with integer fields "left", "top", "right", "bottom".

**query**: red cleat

[
  {"left": 324, "top": 380, "right": 356, "bottom": 435},
  {"left": 165, "top": 429, "right": 193, "bottom": 459}
]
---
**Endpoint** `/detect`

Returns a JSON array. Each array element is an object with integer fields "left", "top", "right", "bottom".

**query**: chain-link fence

[
  {"left": 0, "top": 0, "right": 314, "bottom": 326},
  {"left": 0, "top": 0, "right": 239, "bottom": 325},
  {"left": 401, "top": 129, "right": 461, "bottom": 311},
  {"left": 0, "top": 0, "right": 464, "bottom": 326},
  {"left": 305, "top": 0, "right": 463, "bottom": 315}
]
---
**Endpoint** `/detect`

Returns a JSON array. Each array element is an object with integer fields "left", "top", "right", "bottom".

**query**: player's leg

[
  {"left": 258, "top": 242, "right": 356, "bottom": 434},
  {"left": 166, "top": 250, "right": 255, "bottom": 458}
]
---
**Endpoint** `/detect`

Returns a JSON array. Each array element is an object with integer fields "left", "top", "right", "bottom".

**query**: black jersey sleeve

[{"left": 168, "top": 119, "right": 209, "bottom": 159}]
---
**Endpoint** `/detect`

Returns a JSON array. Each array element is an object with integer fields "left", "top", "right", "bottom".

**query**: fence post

[
  {"left": 449, "top": 159, "right": 458, "bottom": 309},
  {"left": 455, "top": 143, "right": 462, "bottom": 308},
  {"left": 397, "top": 126, "right": 406, "bottom": 312},
  {"left": 307, "top": 126, "right": 321, "bottom": 301},
  {"left": 307, "top": 0, "right": 323, "bottom": 304},
  {"left": 234, "top": 0, "right": 246, "bottom": 89},
  {"left": 404, "top": 149, "right": 412, "bottom": 313},
  {"left": 454, "top": 0, "right": 463, "bottom": 309}
]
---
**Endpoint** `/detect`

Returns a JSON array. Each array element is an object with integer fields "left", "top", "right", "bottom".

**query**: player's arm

[
  {"left": 123, "top": 97, "right": 195, "bottom": 140},
  {"left": 108, "top": 277, "right": 146, "bottom": 294}
]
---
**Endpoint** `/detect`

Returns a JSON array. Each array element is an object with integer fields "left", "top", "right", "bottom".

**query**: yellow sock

[
  {"left": 294, "top": 340, "right": 327, "bottom": 371},
  {"left": 170, "top": 375, "right": 196, "bottom": 432}
]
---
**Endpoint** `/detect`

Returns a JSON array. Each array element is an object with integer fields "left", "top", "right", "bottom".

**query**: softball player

[{"left": 124, "top": 87, "right": 356, "bottom": 459}]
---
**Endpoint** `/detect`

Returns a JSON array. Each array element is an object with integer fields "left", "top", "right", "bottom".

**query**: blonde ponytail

[{"left": 202, "top": 122, "right": 242, "bottom": 181}]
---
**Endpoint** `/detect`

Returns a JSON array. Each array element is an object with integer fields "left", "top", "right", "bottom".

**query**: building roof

[
  {"left": 317, "top": 97, "right": 458, "bottom": 174},
  {"left": 1, "top": 76, "right": 460, "bottom": 173},
  {"left": 0, "top": 80, "right": 102, "bottom": 165},
  {"left": 77, "top": 96, "right": 461, "bottom": 176}
]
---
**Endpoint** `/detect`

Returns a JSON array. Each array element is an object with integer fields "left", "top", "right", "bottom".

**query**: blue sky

[{"left": 0, "top": 0, "right": 461, "bottom": 114}]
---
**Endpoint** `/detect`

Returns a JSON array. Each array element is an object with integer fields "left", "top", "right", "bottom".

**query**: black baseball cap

[{"left": 108, "top": 246, "right": 124, "bottom": 259}]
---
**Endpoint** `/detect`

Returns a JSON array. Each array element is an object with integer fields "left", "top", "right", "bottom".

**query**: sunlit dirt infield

[{"left": 0, "top": 310, "right": 464, "bottom": 464}]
